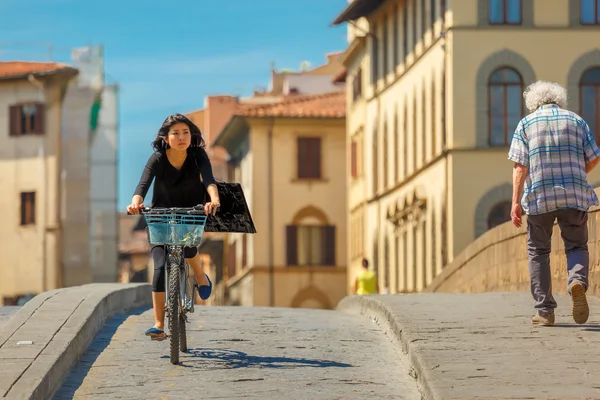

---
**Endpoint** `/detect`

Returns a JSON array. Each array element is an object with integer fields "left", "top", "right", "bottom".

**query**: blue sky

[{"left": 0, "top": 0, "right": 348, "bottom": 209}]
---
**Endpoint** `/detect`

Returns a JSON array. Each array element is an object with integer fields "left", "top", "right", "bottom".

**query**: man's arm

[
  {"left": 511, "top": 162, "right": 528, "bottom": 228},
  {"left": 512, "top": 163, "right": 528, "bottom": 204},
  {"left": 586, "top": 157, "right": 600, "bottom": 173}
]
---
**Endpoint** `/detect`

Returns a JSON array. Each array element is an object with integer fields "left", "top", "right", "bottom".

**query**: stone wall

[{"left": 427, "top": 190, "right": 600, "bottom": 296}]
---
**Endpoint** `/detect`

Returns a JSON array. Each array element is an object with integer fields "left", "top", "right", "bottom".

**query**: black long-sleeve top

[{"left": 133, "top": 147, "right": 217, "bottom": 208}]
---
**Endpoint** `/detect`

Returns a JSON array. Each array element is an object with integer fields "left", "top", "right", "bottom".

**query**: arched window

[
  {"left": 489, "top": 67, "right": 523, "bottom": 146},
  {"left": 487, "top": 201, "right": 512, "bottom": 230},
  {"left": 286, "top": 206, "right": 335, "bottom": 266},
  {"left": 580, "top": 67, "right": 600, "bottom": 143}
]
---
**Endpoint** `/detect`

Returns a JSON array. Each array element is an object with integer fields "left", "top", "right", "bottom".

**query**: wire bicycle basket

[{"left": 145, "top": 212, "right": 208, "bottom": 246}]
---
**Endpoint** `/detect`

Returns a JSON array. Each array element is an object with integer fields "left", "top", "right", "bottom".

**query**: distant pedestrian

[
  {"left": 508, "top": 81, "right": 600, "bottom": 326},
  {"left": 354, "top": 258, "right": 379, "bottom": 295}
]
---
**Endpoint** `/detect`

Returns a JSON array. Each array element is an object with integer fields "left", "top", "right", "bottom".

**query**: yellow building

[
  {"left": 213, "top": 91, "right": 347, "bottom": 309},
  {"left": 333, "top": 0, "right": 600, "bottom": 294},
  {"left": 0, "top": 62, "right": 78, "bottom": 304}
]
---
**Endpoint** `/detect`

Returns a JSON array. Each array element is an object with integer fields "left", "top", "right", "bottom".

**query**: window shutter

[
  {"left": 351, "top": 141, "right": 357, "bottom": 178},
  {"left": 286, "top": 225, "right": 298, "bottom": 265},
  {"left": 297, "top": 138, "right": 306, "bottom": 178},
  {"left": 9, "top": 105, "right": 21, "bottom": 136},
  {"left": 312, "top": 138, "right": 321, "bottom": 178},
  {"left": 322, "top": 225, "right": 336, "bottom": 266},
  {"left": 34, "top": 103, "right": 46, "bottom": 134}
]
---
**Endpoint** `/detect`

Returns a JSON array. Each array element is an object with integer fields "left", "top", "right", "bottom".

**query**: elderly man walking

[{"left": 508, "top": 81, "right": 600, "bottom": 326}]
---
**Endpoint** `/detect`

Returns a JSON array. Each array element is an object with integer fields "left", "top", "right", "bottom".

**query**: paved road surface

[
  {"left": 0, "top": 306, "right": 20, "bottom": 329},
  {"left": 54, "top": 306, "right": 421, "bottom": 400}
]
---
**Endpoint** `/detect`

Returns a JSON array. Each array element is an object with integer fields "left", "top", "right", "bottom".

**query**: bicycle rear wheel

[{"left": 168, "top": 263, "right": 180, "bottom": 365}]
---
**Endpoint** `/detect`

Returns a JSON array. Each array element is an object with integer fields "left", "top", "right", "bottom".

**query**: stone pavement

[
  {"left": 339, "top": 292, "right": 600, "bottom": 400},
  {"left": 54, "top": 306, "right": 422, "bottom": 400},
  {"left": 0, "top": 307, "right": 20, "bottom": 329}
]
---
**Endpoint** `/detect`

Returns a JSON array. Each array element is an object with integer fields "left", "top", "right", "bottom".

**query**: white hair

[{"left": 523, "top": 81, "right": 568, "bottom": 113}]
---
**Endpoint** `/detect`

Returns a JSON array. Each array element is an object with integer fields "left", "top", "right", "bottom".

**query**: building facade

[
  {"left": 334, "top": 0, "right": 600, "bottom": 294},
  {"left": 0, "top": 62, "right": 78, "bottom": 304},
  {"left": 213, "top": 91, "right": 347, "bottom": 309}
]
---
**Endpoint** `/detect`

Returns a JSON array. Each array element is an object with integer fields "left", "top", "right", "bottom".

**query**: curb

[
  {"left": 0, "top": 283, "right": 152, "bottom": 400},
  {"left": 337, "top": 295, "right": 439, "bottom": 400}
]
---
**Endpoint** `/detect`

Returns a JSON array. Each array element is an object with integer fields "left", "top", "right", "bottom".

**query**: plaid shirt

[{"left": 507, "top": 104, "right": 600, "bottom": 215}]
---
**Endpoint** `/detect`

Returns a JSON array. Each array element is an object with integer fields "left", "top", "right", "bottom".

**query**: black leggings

[{"left": 151, "top": 245, "right": 198, "bottom": 292}]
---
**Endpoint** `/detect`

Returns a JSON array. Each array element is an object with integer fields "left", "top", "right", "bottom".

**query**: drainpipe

[
  {"left": 267, "top": 118, "right": 275, "bottom": 307},
  {"left": 28, "top": 74, "right": 47, "bottom": 292}
]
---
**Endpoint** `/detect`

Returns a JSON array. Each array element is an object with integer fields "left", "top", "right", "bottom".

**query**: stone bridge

[{"left": 0, "top": 282, "right": 599, "bottom": 400}]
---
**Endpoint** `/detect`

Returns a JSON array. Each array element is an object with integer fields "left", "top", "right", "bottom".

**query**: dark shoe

[
  {"left": 531, "top": 311, "right": 555, "bottom": 326},
  {"left": 197, "top": 273, "right": 212, "bottom": 300},
  {"left": 145, "top": 327, "right": 167, "bottom": 341},
  {"left": 570, "top": 282, "right": 589, "bottom": 324}
]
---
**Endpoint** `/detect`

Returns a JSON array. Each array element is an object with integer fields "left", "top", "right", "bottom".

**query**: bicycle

[{"left": 137, "top": 204, "right": 208, "bottom": 365}]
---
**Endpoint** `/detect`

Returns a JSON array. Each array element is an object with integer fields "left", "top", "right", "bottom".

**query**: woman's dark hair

[{"left": 151, "top": 113, "right": 206, "bottom": 152}]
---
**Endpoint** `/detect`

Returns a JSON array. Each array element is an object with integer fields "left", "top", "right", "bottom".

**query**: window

[
  {"left": 581, "top": 0, "right": 600, "bottom": 24},
  {"left": 422, "top": 87, "right": 427, "bottom": 163},
  {"left": 431, "top": 79, "right": 437, "bottom": 157},
  {"left": 487, "top": 201, "right": 512, "bottom": 230},
  {"left": 580, "top": 68, "right": 600, "bottom": 143},
  {"left": 227, "top": 242, "right": 236, "bottom": 279},
  {"left": 394, "top": 110, "right": 399, "bottom": 183},
  {"left": 402, "top": 1, "right": 408, "bottom": 59},
  {"left": 383, "top": 121, "right": 388, "bottom": 188},
  {"left": 412, "top": 0, "right": 417, "bottom": 51},
  {"left": 421, "top": 0, "right": 427, "bottom": 36},
  {"left": 371, "top": 22, "right": 379, "bottom": 84},
  {"left": 383, "top": 17, "right": 389, "bottom": 77},
  {"left": 20, "top": 192, "right": 35, "bottom": 225},
  {"left": 297, "top": 137, "right": 321, "bottom": 179},
  {"left": 350, "top": 139, "right": 359, "bottom": 179},
  {"left": 286, "top": 225, "right": 335, "bottom": 266},
  {"left": 413, "top": 95, "right": 417, "bottom": 170},
  {"left": 488, "top": 67, "right": 523, "bottom": 146},
  {"left": 352, "top": 67, "right": 363, "bottom": 102},
  {"left": 393, "top": 6, "right": 399, "bottom": 68},
  {"left": 403, "top": 104, "right": 408, "bottom": 177},
  {"left": 489, "top": 0, "right": 521, "bottom": 24},
  {"left": 373, "top": 127, "right": 379, "bottom": 193},
  {"left": 9, "top": 103, "right": 45, "bottom": 136}
]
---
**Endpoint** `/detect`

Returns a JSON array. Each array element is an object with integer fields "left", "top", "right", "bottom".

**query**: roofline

[
  {"left": 331, "top": 0, "right": 386, "bottom": 25},
  {"left": 340, "top": 36, "right": 367, "bottom": 66},
  {"left": 0, "top": 66, "right": 79, "bottom": 82},
  {"left": 212, "top": 115, "right": 248, "bottom": 151}
]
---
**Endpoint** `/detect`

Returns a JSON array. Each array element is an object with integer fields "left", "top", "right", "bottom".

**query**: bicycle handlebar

[{"left": 126, "top": 204, "right": 206, "bottom": 216}]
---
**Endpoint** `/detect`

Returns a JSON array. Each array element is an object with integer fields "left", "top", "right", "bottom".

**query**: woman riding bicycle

[{"left": 127, "top": 113, "right": 220, "bottom": 341}]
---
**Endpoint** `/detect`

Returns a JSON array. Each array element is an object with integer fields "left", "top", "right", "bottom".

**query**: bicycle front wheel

[{"left": 168, "top": 263, "right": 180, "bottom": 365}]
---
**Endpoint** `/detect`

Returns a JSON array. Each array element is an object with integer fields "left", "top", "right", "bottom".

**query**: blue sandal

[
  {"left": 197, "top": 273, "right": 212, "bottom": 300},
  {"left": 145, "top": 327, "right": 167, "bottom": 341}
]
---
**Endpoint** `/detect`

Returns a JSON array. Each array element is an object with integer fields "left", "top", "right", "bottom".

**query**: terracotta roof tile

[
  {"left": 0, "top": 61, "right": 76, "bottom": 80},
  {"left": 236, "top": 91, "right": 345, "bottom": 118}
]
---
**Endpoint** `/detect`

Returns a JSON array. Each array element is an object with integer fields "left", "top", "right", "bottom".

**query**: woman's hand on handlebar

[
  {"left": 127, "top": 196, "right": 144, "bottom": 215},
  {"left": 204, "top": 201, "right": 220, "bottom": 216}
]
